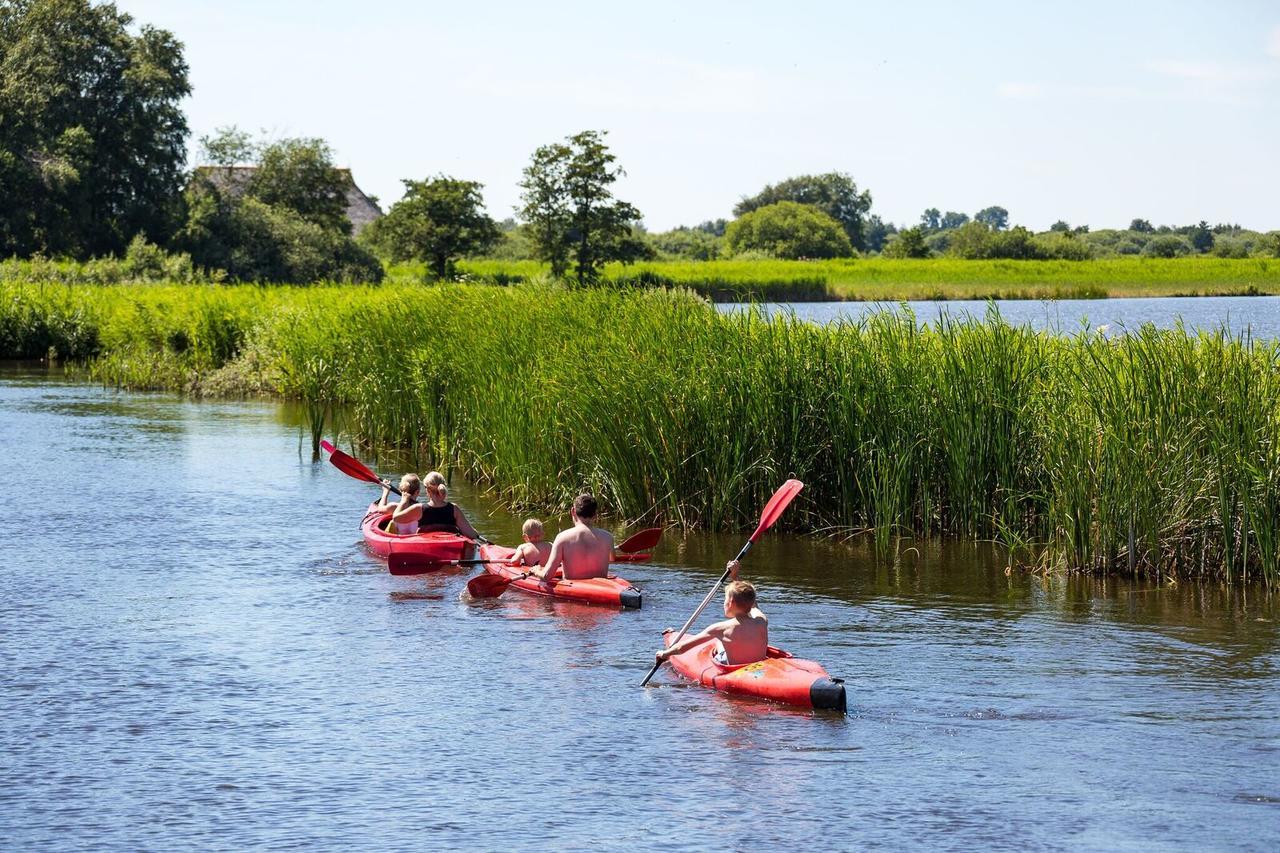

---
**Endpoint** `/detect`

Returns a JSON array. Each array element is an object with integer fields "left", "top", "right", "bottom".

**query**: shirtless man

[
  {"left": 530, "top": 494, "right": 614, "bottom": 581},
  {"left": 654, "top": 564, "right": 769, "bottom": 666}
]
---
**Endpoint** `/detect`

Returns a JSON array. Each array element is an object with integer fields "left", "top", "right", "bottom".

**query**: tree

[
  {"left": 724, "top": 201, "right": 853, "bottom": 259},
  {"left": 1141, "top": 235, "right": 1191, "bottom": 258},
  {"left": 940, "top": 211, "right": 970, "bottom": 230},
  {"left": 363, "top": 176, "right": 499, "bottom": 278},
  {"left": 518, "top": 130, "right": 646, "bottom": 285},
  {"left": 1129, "top": 218, "right": 1154, "bottom": 233},
  {"left": 734, "top": 172, "right": 872, "bottom": 250},
  {"left": 863, "top": 214, "right": 896, "bottom": 254},
  {"left": 648, "top": 227, "right": 723, "bottom": 261},
  {"left": 1050, "top": 220, "right": 1071, "bottom": 232},
  {"left": 882, "top": 226, "right": 930, "bottom": 259},
  {"left": 1188, "top": 220, "right": 1214, "bottom": 254},
  {"left": 199, "top": 126, "right": 255, "bottom": 167},
  {"left": 249, "top": 137, "right": 351, "bottom": 234},
  {"left": 974, "top": 206, "right": 1009, "bottom": 230},
  {"left": 694, "top": 218, "right": 727, "bottom": 236},
  {"left": 948, "top": 222, "right": 1043, "bottom": 260},
  {"left": 0, "top": 0, "right": 191, "bottom": 258},
  {"left": 920, "top": 208, "right": 941, "bottom": 231}
]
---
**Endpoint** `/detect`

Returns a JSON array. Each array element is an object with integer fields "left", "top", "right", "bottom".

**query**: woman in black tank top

[{"left": 419, "top": 470, "right": 484, "bottom": 540}]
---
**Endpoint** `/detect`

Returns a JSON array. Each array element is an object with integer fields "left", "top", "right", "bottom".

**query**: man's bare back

[{"left": 532, "top": 495, "right": 614, "bottom": 580}]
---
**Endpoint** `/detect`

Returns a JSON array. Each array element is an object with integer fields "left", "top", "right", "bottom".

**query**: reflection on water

[{"left": 1, "top": 365, "right": 1277, "bottom": 851}]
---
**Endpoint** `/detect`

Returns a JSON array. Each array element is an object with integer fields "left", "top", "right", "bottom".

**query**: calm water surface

[
  {"left": 2, "top": 367, "right": 1277, "bottom": 851},
  {"left": 721, "top": 295, "right": 1280, "bottom": 338}
]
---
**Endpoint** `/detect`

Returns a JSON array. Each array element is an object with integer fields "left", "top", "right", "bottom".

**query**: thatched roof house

[{"left": 192, "top": 166, "right": 383, "bottom": 234}]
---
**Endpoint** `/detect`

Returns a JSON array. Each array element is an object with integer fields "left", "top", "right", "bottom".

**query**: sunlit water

[
  {"left": 2, "top": 367, "right": 1277, "bottom": 851},
  {"left": 720, "top": 295, "right": 1280, "bottom": 338}
]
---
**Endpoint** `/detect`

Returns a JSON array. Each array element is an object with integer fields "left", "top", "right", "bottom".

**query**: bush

[
  {"left": 882, "top": 226, "right": 931, "bottom": 259},
  {"left": 1142, "top": 235, "right": 1192, "bottom": 258},
  {"left": 1212, "top": 238, "right": 1249, "bottom": 259},
  {"left": 1032, "top": 233, "right": 1094, "bottom": 261},
  {"left": 949, "top": 222, "right": 1046, "bottom": 260},
  {"left": 648, "top": 227, "right": 724, "bottom": 261},
  {"left": 725, "top": 201, "right": 854, "bottom": 260}
]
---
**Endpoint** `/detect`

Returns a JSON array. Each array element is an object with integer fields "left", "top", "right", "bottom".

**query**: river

[
  {"left": 1, "top": 366, "right": 1277, "bottom": 851},
  {"left": 719, "top": 295, "right": 1280, "bottom": 338}
]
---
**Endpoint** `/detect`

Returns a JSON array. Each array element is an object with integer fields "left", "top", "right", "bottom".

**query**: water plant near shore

[{"left": 2, "top": 280, "right": 1277, "bottom": 585}]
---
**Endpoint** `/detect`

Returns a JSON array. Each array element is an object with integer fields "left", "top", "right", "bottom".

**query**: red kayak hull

[
  {"left": 479, "top": 544, "right": 641, "bottom": 609},
  {"left": 361, "top": 502, "right": 473, "bottom": 563},
  {"left": 661, "top": 630, "right": 846, "bottom": 712}
]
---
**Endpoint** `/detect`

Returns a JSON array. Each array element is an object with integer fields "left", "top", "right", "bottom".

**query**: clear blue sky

[{"left": 116, "top": 0, "right": 1280, "bottom": 232}]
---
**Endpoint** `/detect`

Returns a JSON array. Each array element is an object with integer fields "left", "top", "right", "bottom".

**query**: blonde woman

[{"left": 417, "top": 471, "right": 485, "bottom": 541}]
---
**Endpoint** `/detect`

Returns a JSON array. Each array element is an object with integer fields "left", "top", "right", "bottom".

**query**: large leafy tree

[
  {"left": 364, "top": 176, "right": 500, "bottom": 278},
  {"left": 974, "top": 205, "right": 1010, "bottom": 230},
  {"left": 734, "top": 172, "right": 872, "bottom": 250},
  {"left": 0, "top": 0, "right": 190, "bottom": 257},
  {"left": 725, "top": 201, "right": 853, "bottom": 259},
  {"left": 518, "top": 130, "right": 646, "bottom": 285},
  {"left": 249, "top": 137, "right": 351, "bottom": 234}
]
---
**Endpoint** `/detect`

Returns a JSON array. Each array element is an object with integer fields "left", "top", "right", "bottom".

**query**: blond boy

[
  {"left": 655, "top": 566, "right": 768, "bottom": 666},
  {"left": 510, "top": 518, "right": 553, "bottom": 567}
]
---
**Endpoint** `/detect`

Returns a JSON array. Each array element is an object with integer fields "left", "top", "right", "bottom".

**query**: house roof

[{"left": 192, "top": 165, "right": 383, "bottom": 234}]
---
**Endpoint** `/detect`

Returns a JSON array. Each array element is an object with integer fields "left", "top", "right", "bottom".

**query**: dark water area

[
  {"left": 2, "top": 366, "right": 1278, "bottom": 851},
  {"left": 720, "top": 295, "right": 1280, "bottom": 338}
]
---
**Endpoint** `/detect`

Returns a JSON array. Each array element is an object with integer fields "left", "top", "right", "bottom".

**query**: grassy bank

[
  {"left": 401, "top": 257, "right": 1280, "bottom": 301},
  {"left": 3, "top": 280, "right": 1278, "bottom": 585}
]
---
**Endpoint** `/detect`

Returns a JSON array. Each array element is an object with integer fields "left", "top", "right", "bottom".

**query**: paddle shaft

[{"left": 639, "top": 539, "right": 754, "bottom": 687}]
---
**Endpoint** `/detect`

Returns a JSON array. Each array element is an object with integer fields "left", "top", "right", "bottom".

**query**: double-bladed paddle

[
  {"left": 640, "top": 479, "right": 804, "bottom": 687},
  {"left": 320, "top": 439, "right": 400, "bottom": 495}
]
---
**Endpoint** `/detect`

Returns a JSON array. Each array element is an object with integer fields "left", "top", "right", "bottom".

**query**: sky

[{"left": 114, "top": 0, "right": 1280, "bottom": 232}]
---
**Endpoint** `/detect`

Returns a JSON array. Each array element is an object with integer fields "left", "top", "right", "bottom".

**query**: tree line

[{"left": 2, "top": 0, "right": 1277, "bottom": 285}]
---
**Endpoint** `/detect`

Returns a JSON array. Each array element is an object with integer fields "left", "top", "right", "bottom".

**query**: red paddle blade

[
  {"left": 618, "top": 527, "right": 662, "bottom": 554},
  {"left": 466, "top": 573, "right": 514, "bottom": 598},
  {"left": 388, "top": 553, "right": 444, "bottom": 575},
  {"left": 749, "top": 479, "right": 804, "bottom": 542},
  {"left": 327, "top": 445, "right": 384, "bottom": 486}
]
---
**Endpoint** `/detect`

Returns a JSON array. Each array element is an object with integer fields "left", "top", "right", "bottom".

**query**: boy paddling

[
  {"left": 654, "top": 561, "right": 769, "bottom": 666},
  {"left": 531, "top": 494, "right": 615, "bottom": 581}
]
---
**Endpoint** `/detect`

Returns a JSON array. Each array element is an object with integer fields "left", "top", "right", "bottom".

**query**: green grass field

[{"left": 398, "top": 257, "right": 1280, "bottom": 301}]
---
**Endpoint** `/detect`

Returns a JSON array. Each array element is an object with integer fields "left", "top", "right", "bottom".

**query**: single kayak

[
  {"left": 361, "top": 502, "right": 474, "bottom": 564},
  {"left": 478, "top": 544, "right": 642, "bottom": 609},
  {"left": 660, "top": 629, "right": 846, "bottom": 712}
]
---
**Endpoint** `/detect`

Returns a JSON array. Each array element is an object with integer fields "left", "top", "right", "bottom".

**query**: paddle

[
  {"left": 465, "top": 570, "right": 532, "bottom": 598},
  {"left": 618, "top": 527, "right": 662, "bottom": 554},
  {"left": 639, "top": 479, "right": 804, "bottom": 687},
  {"left": 320, "top": 439, "right": 400, "bottom": 496},
  {"left": 388, "top": 553, "right": 494, "bottom": 575}
]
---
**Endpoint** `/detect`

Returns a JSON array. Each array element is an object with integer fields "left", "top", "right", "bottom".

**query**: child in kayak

[
  {"left": 531, "top": 494, "right": 614, "bottom": 580},
  {"left": 509, "top": 518, "right": 552, "bottom": 567},
  {"left": 418, "top": 470, "right": 485, "bottom": 541},
  {"left": 373, "top": 473, "right": 423, "bottom": 534},
  {"left": 654, "top": 565, "right": 768, "bottom": 666}
]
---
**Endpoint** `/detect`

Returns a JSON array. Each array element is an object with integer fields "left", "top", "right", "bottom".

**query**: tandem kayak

[
  {"left": 660, "top": 629, "right": 846, "bottom": 712},
  {"left": 478, "top": 544, "right": 642, "bottom": 609},
  {"left": 361, "top": 502, "right": 474, "bottom": 563}
]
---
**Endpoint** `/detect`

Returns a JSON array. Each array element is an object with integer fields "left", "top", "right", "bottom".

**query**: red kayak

[
  {"left": 661, "top": 629, "right": 846, "bottom": 712},
  {"left": 361, "top": 502, "right": 474, "bottom": 563},
  {"left": 478, "top": 544, "right": 641, "bottom": 609}
]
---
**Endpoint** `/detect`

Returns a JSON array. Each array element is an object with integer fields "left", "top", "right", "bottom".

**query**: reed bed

[
  {"left": 422, "top": 257, "right": 1280, "bottom": 301},
  {"left": 3, "top": 280, "right": 1277, "bottom": 585}
]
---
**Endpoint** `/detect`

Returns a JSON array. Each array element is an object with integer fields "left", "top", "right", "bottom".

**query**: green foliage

[
  {"left": 882, "top": 226, "right": 930, "bottom": 259},
  {"left": 1031, "top": 232, "right": 1094, "bottom": 261},
  {"left": 518, "top": 130, "right": 646, "bottom": 284},
  {"left": 647, "top": 227, "right": 724, "bottom": 261},
  {"left": 7, "top": 281, "right": 1280, "bottom": 584},
  {"left": 1130, "top": 218, "right": 1154, "bottom": 233},
  {"left": 1143, "top": 235, "right": 1192, "bottom": 258},
  {"left": 940, "top": 211, "right": 970, "bottom": 230},
  {"left": 974, "top": 206, "right": 1010, "bottom": 230},
  {"left": 863, "top": 215, "right": 896, "bottom": 254},
  {"left": 725, "top": 201, "right": 854, "bottom": 260},
  {"left": 362, "top": 176, "right": 499, "bottom": 278},
  {"left": 1050, "top": 220, "right": 1071, "bottom": 232},
  {"left": 920, "top": 208, "right": 942, "bottom": 231},
  {"left": 0, "top": 0, "right": 190, "bottom": 258},
  {"left": 948, "top": 222, "right": 1042, "bottom": 259},
  {"left": 249, "top": 137, "right": 351, "bottom": 234},
  {"left": 1188, "top": 220, "right": 1215, "bottom": 254},
  {"left": 735, "top": 172, "right": 873, "bottom": 250}
]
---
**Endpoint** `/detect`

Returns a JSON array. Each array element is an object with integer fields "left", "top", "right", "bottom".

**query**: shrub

[
  {"left": 725, "top": 201, "right": 854, "bottom": 260},
  {"left": 1142, "top": 235, "right": 1192, "bottom": 258},
  {"left": 882, "top": 226, "right": 931, "bottom": 258}
]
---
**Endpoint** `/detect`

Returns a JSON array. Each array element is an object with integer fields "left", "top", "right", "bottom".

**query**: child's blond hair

[
  {"left": 725, "top": 581, "right": 757, "bottom": 609},
  {"left": 522, "top": 518, "right": 544, "bottom": 539},
  {"left": 401, "top": 473, "right": 421, "bottom": 496}
]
